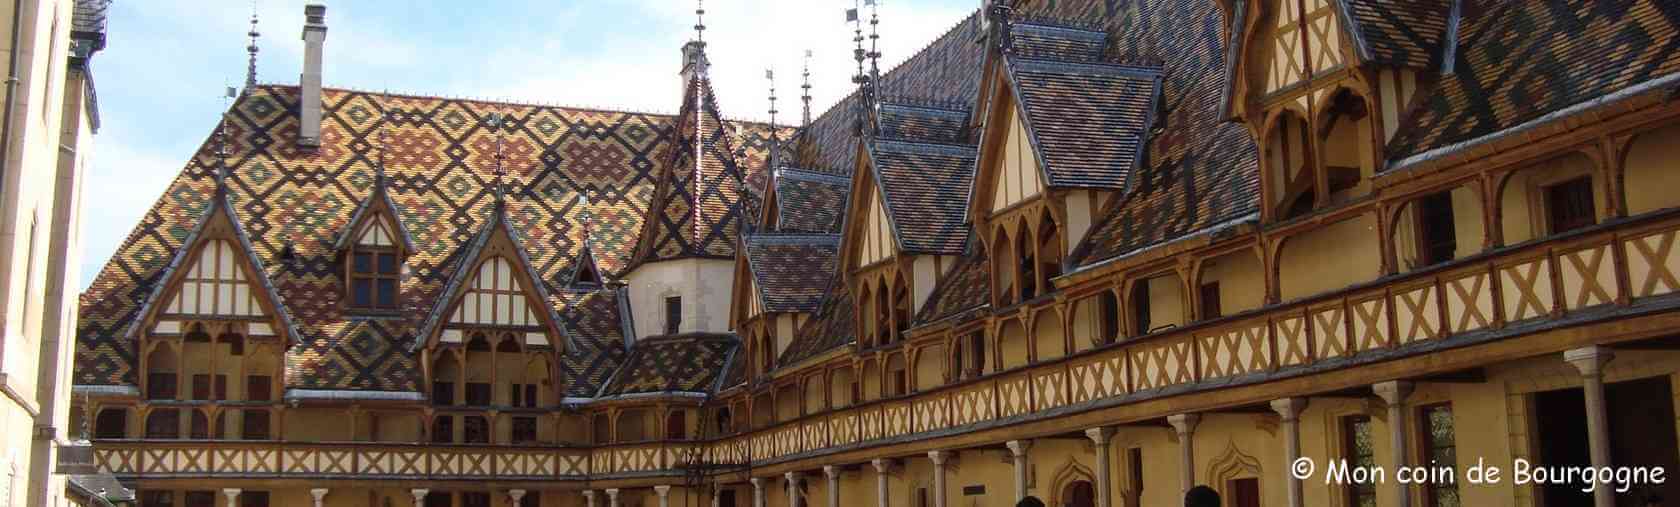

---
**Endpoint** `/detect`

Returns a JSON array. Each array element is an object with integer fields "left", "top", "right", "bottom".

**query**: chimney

[
  {"left": 298, "top": 4, "right": 327, "bottom": 148},
  {"left": 680, "top": 40, "right": 709, "bottom": 86}
]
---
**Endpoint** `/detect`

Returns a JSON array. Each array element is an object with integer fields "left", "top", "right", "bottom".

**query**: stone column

[
  {"left": 751, "top": 478, "right": 766, "bottom": 507},
  {"left": 508, "top": 490, "right": 526, "bottom": 506},
  {"left": 1374, "top": 381, "right": 1415, "bottom": 507},
  {"left": 606, "top": 488, "right": 621, "bottom": 507},
  {"left": 712, "top": 487, "right": 721, "bottom": 507},
  {"left": 872, "top": 458, "right": 892, "bottom": 507},
  {"left": 221, "top": 489, "right": 241, "bottom": 507},
  {"left": 824, "top": 465, "right": 841, "bottom": 507},
  {"left": 1006, "top": 440, "right": 1031, "bottom": 501},
  {"left": 1167, "top": 413, "right": 1201, "bottom": 494},
  {"left": 786, "top": 472, "right": 803, "bottom": 507},
  {"left": 654, "top": 486, "right": 671, "bottom": 507},
  {"left": 1086, "top": 428, "right": 1115, "bottom": 507},
  {"left": 929, "top": 451, "right": 952, "bottom": 507},
  {"left": 1567, "top": 346, "right": 1616, "bottom": 507},
  {"left": 309, "top": 488, "right": 329, "bottom": 507},
  {"left": 410, "top": 489, "right": 429, "bottom": 507},
  {"left": 1271, "top": 398, "right": 1308, "bottom": 507}
]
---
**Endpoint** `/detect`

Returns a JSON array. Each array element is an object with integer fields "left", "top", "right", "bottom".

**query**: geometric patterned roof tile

[
  {"left": 1007, "top": 57, "right": 1162, "bottom": 189},
  {"left": 743, "top": 233, "right": 840, "bottom": 313},
  {"left": 600, "top": 333, "right": 736, "bottom": 396}
]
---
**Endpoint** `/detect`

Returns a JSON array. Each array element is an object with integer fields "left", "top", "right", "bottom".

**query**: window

[
  {"left": 463, "top": 415, "right": 490, "bottom": 443},
  {"left": 141, "top": 491, "right": 176, "bottom": 507},
  {"left": 349, "top": 244, "right": 401, "bottom": 310},
  {"left": 1546, "top": 176, "right": 1595, "bottom": 234},
  {"left": 218, "top": 332, "right": 244, "bottom": 355},
  {"left": 432, "top": 381, "right": 456, "bottom": 406},
  {"left": 465, "top": 382, "right": 492, "bottom": 406},
  {"left": 145, "top": 409, "right": 180, "bottom": 439},
  {"left": 191, "top": 374, "right": 227, "bottom": 401},
  {"left": 1199, "top": 282, "right": 1222, "bottom": 320},
  {"left": 1099, "top": 292, "right": 1120, "bottom": 343},
  {"left": 240, "top": 491, "right": 270, "bottom": 507},
  {"left": 241, "top": 409, "right": 270, "bottom": 440},
  {"left": 1127, "top": 447, "right": 1144, "bottom": 507},
  {"left": 95, "top": 409, "right": 127, "bottom": 439},
  {"left": 666, "top": 410, "right": 687, "bottom": 440},
  {"left": 189, "top": 411, "right": 211, "bottom": 439},
  {"left": 519, "top": 492, "right": 541, "bottom": 507},
  {"left": 1343, "top": 415, "right": 1377, "bottom": 507},
  {"left": 510, "top": 383, "right": 538, "bottom": 408},
  {"left": 246, "top": 375, "right": 272, "bottom": 402},
  {"left": 511, "top": 416, "right": 538, "bottom": 443},
  {"left": 1228, "top": 478, "right": 1260, "bottom": 507},
  {"left": 184, "top": 491, "right": 216, "bottom": 507},
  {"left": 432, "top": 416, "right": 454, "bottom": 443},
  {"left": 147, "top": 373, "right": 178, "bottom": 400},
  {"left": 1130, "top": 281, "right": 1152, "bottom": 336},
  {"left": 592, "top": 413, "right": 611, "bottom": 444},
  {"left": 461, "top": 492, "right": 491, "bottom": 507},
  {"left": 1416, "top": 191, "right": 1458, "bottom": 266},
  {"left": 1419, "top": 404, "right": 1460, "bottom": 507},
  {"left": 665, "top": 296, "right": 682, "bottom": 335},
  {"left": 968, "top": 332, "right": 987, "bottom": 375},
  {"left": 424, "top": 492, "right": 451, "bottom": 507}
]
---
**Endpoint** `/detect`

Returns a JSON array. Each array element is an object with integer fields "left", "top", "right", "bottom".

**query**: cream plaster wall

[{"left": 626, "top": 258, "right": 735, "bottom": 340}]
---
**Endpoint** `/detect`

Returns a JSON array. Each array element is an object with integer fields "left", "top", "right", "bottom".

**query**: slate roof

[
  {"left": 600, "top": 333, "right": 737, "bottom": 396},
  {"left": 768, "top": 168, "right": 850, "bottom": 233},
  {"left": 869, "top": 140, "right": 978, "bottom": 255},
  {"left": 1006, "top": 57, "right": 1162, "bottom": 189},
  {"left": 776, "top": 278, "right": 855, "bottom": 369},
  {"left": 1387, "top": 0, "right": 1680, "bottom": 165},
  {"left": 1010, "top": 18, "right": 1109, "bottom": 62},
  {"left": 1341, "top": 0, "right": 1452, "bottom": 69},
  {"left": 914, "top": 239, "right": 992, "bottom": 326},
  {"left": 743, "top": 233, "right": 840, "bottom": 313},
  {"left": 877, "top": 100, "right": 971, "bottom": 145}
]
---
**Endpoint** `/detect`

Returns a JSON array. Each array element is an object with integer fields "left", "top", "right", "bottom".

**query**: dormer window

[{"left": 348, "top": 220, "right": 403, "bottom": 310}]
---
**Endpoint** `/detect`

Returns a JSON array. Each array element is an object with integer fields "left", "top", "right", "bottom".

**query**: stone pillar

[
  {"left": 712, "top": 487, "right": 721, "bottom": 507},
  {"left": 1006, "top": 440, "right": 1031, "bottom": 501},
  {"left": 309, "top": 488, "right": 329, "bottom": 507},
  {"left": 751, "top": 478, "right": 766, "bottom": 507},
  {"left": 1567, "top": 346, "right": 1616, "bottom": 507},
  {"left": 1271, "top": 398, "right": 1308, "bottom": 507},
  {"left": 824, "top": 465, "right": 842, "bottom": 507},
  {"left": 929, "top": 451, "right": 952, "bottom": 507},
  {"left": 221, "top": 489, "right": 241, "bottom": 507},
  {"left": 1374, "top": 381, "right": 1415, "bottom": 507},
  {"left": 872, "top": 458, "right": 892, "bottom": 507},
  {"left": 786, "top": 472, "right": 803, "bottom": 507},
  {"left": 606, "top": 488, "right": 621, "bottom": 507},
  {"left": 654, "top": 486, "right": 671, "bottom": 507},
  {"left": 410, "top": 489, "right": 429, "bottom": 507},
  {"left": 508, "top": 490, "right": 526, "bottom": 506},
  {"left": 1167, "top": 413, "right": 1201, "bottom": 494},
  {"left": 1086, "top": 428, "right": 1114, "bottom": 507}
]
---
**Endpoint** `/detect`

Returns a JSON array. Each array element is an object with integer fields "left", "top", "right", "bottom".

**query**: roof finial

[
  {"left": 487, "top": 112, "right": 507, "bottom": 207},
  {"left": 766, "top": 68, "right": 778, "bottom": 130},
  {"left": 245, "top": 0, "right": 260, "bottom": 89},
  {"left": 694, "top": 0, "right": 706, "bottom": 43},
  {"left": 847, "top": 2, "right": 872, "bottom": 136},
  {"left": 801, "top": 49, "right": 814, "bottom": 128},
  {"left": 867, "top": 0, "right": 882, "bottom": 87},
  {"left": 214, "top": 87, "right": 237, "bottom": 199},
  {"left": 374, "top": 103, "right": 390, "bottom": 187}
]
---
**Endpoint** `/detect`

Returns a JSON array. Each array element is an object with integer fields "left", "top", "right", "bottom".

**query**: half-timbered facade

[{"left": 74, "top": 1, "right": 1680, "bottom": 507}]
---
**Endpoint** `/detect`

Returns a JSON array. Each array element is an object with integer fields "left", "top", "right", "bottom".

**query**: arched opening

[
  {"left": 461, "top": 414, "right": 489, "bottom": 443},
  {"left": 860, "top": 359, "right": 882, "bottom": 402},
  {"left": 1032, "top": 309, "right": 1065, "bottom": 362},
  {"left": 1196, "top": 249, "right": 1265, "bottom": 319},
  {"left": 189, "top": 410, "right": 212, "bottom": 440},
  {"left": 1061, "top": 480, "right": 1095, "bottom": 507},
  {"left": 1036, "top": 211, "right": 1062, "bottom": 292},
  {"left": 617, "top": 409, "right": 649, "bottom": 442},
  {"left": 1625, "top": 122, "right": 1680, "bottom": 215},
  {"left": 1278, "top": 214, "right": 1381, "bottom": 301},
  {"left": 775, "top": 384, "right": 801, "bottom": 421},
  {"left": 144, "top": 409, "right": 181, "bottom": 439},
  {"left": 752, "top": 393, "right": 774, "bottom": 428},
  {"left": 891, "top": 273, "right": 911, "bottom": 343},
  {"left": 591, "top": 413, "right": 611, "bottom": 444},
  {"left": 998, "top": 319, "right": 1029, "bottom": 370},
  {"left": 858, "top": 284, "right": 877, "bottom": 348},
  {"left": 1267, "top": 110, "right": 1314, "bottom": 220},
  {"left": 95, "top": 408, "right": 128, "bottom": 439},
  {"left": 144, "top": 345, "right": 179, "bottom": 401},
  {"left": 994, "top": 226, "right": 1017, "bottom": 306},
  {"left": 431, "top": 353, "right": 461, "bottom": 406},
  {"left": 829, "top": 367, "right": 856, "bottom": 408},
  {"left": 875, "top": 278, "right": 892, "bottom": 344},
  {"left": 884, "top": 353, "right": 908, "bottom": 397},
  {"left": 1499, "top": 152, "right": 1599, "bottom": 244},
  {"left": 1015, "top": 221, "right": 1039, "bottom": 299},
  {"left": 1392, "top": 184, "right": 1485, "bottom": 272},
  {"left": 714, "top": 407, "right": 733, "bottom": 436},
  {"left": 665, "top": 409, "right": 688, "bottom": 440},
  {"left": 462, "top": 333, "right": 493, "bottom": 406},
  {"left": 1130, "top": 273, "right": 1187, "bottom": 335},
  {"left": 759, "top": 332, "right": 776, "bottom": 374},
  {"left": 913, "top": 344, "right": 946, "bottom": 392},
  {"left": 1318, "top": 89, "right": 1374, "bottom": 204},
  {"left": 515, "top": 357, "right": 550, "bottom": 408},
  {"left": 803, "top": 375, "right": 825, "bottom": 414},
  {"left": 1070, "top": 291, "right": 1120, "bottom": 352}
]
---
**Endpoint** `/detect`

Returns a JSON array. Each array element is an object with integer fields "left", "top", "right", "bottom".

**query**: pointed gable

[
  {"left": 636, "top": 78, "right": 750, "bottom": 263},
  {"left": 850, "top": 174, "right": 896, "bottom": 270},
  {"left": 868, "top": 139, "right": 977, "bottom": 255},
  {"left": 132, "top": 196, "right": 295, "bottom": 343},
  {"left": 1004, "top": 58, "right": 1162, "bottom": 189},
  {"left": 418, "top": 205, "right": 572, "bottom": 353},
  {"left": 569, "top": 242, "right": 604, "bottom": 287},
  {"left": 333, "top": 183, "right": 415, "bottom": 253}
]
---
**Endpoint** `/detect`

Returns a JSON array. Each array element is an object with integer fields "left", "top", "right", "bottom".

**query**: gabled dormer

[
  {"left": 1224, "top": 0, "right": 1454, "bottom": 221},
  {"left": 970, "top": 16, "right": 1160, "bottom": 308},
  {"left": 568, "top": 240, "right": 604, "bottom": 288},
  {"left": 730, "top": 233, "right": 838, "bottom": 378},
  {"left": 131, "top": 194, "right": 294, "bottom": 345},
  {"left": 334, "top": 181, "right": 415, "bottom": 313},
  {"left": 416, "top": 203, "right": 571, "bottom": 355}
]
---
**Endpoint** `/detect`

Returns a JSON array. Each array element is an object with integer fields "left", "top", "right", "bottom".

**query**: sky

[{"left": 79, "top": 0, "right": 975, "bottom": 289}]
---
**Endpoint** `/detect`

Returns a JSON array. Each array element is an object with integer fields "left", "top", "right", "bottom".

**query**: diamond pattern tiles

[
  {"left": 1045, "top": 0, "right": 1262, "bottom": 268},
  {"left": 1008, "top": 58, "right": 1162, "bottom": 189},
  {"left": 869, "top": 140, "right": 977, "bottom": 255},
  {"left": 1011, "top": 19, "right": 1109, "bottom": 62},
  {"left": 744, "top": 234, "right": 839, "bottom": 313},
  {"left": 769, "top": 168, "right": 850, "bottom": 234},
  {"left": 555, "top": 289, "right": 628, "bottom": 398},
  {"left": 601, "top": 333, "right": 736, "bottom": 396},
  {"left": 1341, "top": 0, "right": 1451, "bottom": 69},
  {"left": 775, "top": 278, "right": 855, "bottom": 370},
  {"left": 1387, "top": 0, "right": 1680, "bottom": 164},
  {"left": 915, "top": 243, "right": 992, "bottom": 326},
  {"left": 76, "top": 86, "right": 762, "bottom": 393}
]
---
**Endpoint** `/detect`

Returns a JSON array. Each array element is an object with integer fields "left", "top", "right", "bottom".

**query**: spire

[
  {"left": 847, "top": 3, "right": 872, "bottom": 137},
  {"left": 801, "top": 49, "right": 814, "bottom": 128},
  {"left": 214, "top": 87, "right": 236, "bottom": 198},
  {"left": 244, "top": 1, "right": 260, "bottom": 89},
  {"left": 681, "top": 0, "right": 711, "bottom": 84},
  {"left": 767, "top": 68, "right": 778, "bottom": 131},
  {"left": 694, "top": 0, "right": 706, "bottom": 43}
]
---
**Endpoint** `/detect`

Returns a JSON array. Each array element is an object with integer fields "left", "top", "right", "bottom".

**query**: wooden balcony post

[
  {"left": 751, "top": 477, "right": 766, "bottom": 507},
  {"left": 872, "top": 458, "right": 892, "bottom": 507},
  {"left": 786, "top": 472, "right": 803, "bottom": 507},
  {"left": 606, "top": 488, "right": 620, "bottom": 507}
]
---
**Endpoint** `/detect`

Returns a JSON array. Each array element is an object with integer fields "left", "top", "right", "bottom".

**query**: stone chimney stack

[{"left": 298, "top": 4, "right": 327, "bottom": 148}]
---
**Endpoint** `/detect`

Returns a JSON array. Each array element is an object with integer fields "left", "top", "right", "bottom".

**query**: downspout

[{"left": 1, "top": 0, "right": 24, "bottom": 198}]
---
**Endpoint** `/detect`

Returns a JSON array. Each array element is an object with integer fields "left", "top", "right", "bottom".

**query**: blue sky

[{"left": 80, "top": 0, "right": 974, "bottom": 288}]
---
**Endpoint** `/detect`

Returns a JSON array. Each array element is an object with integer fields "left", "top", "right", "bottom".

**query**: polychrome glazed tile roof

[
  {"left": 1387, "top": 0, "right": 1680, "bottom": 163},
  {"left": 915, "top": 239, "right": 992, "bottom": 326},
  {"left": 1006, "top": 57, "right": 1162, "bottom": 189},
  {"left": 555, "top": 289, "right": 630, "bottom": 398},
  {"left": 877, "top": 101, "right": 971, "bottom": 145},
  {"left": 869, "top": 140, "right": 978, "bottom": 255},
  {"left": 743, "top": 234, "right": 840, "bottom": 313},
  {"left": 1010, "top": 18, "right": 1108, "bottom": 62},
  {"left": 1341, "top": 0, "right": 1452, "bottom": 69},
  {"left": 768, "top": 168, "right": 849, "bottom": 234},
  {"left": 776, "top": 278, "right": 855, "bottom": 369},
  {"left": 601, "top": 333, "right": 736, "bottom": 396}
]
